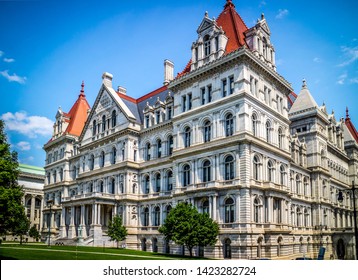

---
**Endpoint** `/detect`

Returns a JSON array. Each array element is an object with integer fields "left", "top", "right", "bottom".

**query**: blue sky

[{"left": 0, "top": 0, "right": 357, "bottom": 167}]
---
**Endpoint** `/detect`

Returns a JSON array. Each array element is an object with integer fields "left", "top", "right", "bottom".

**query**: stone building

[
  {"left": 42, "top": 0, "right": 358, "bottom": 259},
  {"left": 18, "top": 164, "right": 45, "bottom": 238}
]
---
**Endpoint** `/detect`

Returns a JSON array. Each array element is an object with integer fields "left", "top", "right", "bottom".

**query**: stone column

[{"left": 30, "top": 195, "right": 35, "bottom": 225}]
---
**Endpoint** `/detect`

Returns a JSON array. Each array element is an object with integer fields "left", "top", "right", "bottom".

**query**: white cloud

[
  {"left": 313, "top": 57, "right": 321, "bottom": 63},
  {"left": 349, "top": 77, "right": 358, "bottom": 84},
  {"left": 19, "top": 156, "right": 34, "bottom": 164},
  {"left": 338, "top": 45, "right": 358, "bottom": 67},
  {"left": 0, "top": 70, "right": 27, "bottom": 84},
  {"left": 259, "top": 1, "right": 266, "bottom": 8},
  {"left": 275, "top": 58, "right": 284, "bottom": 66},
  {"left": 276, "top": 9, "right": 289, "bottom": 19},
  {"left": 337, "top": 73, "right": 347, "bottom": 85},
  {"left": 17, "top": 141, "right": 31, "bottom": 151},
  {"left": 1, "top": 111, "right": 53, "bottom": 138},
  {"left": 3, "top": 58, "right": 15, "bottom": 63}
]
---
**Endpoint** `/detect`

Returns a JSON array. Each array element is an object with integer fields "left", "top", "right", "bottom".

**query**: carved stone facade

[{"left": 43, "top": 1, "right": 358, "bottom": 259}]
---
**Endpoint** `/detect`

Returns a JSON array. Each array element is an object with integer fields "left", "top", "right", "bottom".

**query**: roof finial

[
  {"left": 79, "top": 81, "right": 85, "bottom": 97},
  {"left": 205, "top": 11, "right": 209, "bottom": 17},
  {"left": 346, "top": 107, "right": 350, "bottom": 119},
  {"left": 261, "top": 13, "right": 265, "bottom": 20},
  {"left": 224, "top": 0, "right": 235, "bottom": 8},
  {"left": 302, "top": 78, "right": 307, "bottom": 89}
]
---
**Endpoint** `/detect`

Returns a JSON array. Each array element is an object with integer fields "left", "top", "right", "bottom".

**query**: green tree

[
  {"left": 29, "top": 225, "right": 41, "bottom": 241},
  {"left": 0, "top": 120, "right": 28, "bottom": 236},
  {"left": 159, "top": 202, "right": 219, "bottom": 257},
  {"left": 107, "top": 215, "right": 128, "bottom": 248}
]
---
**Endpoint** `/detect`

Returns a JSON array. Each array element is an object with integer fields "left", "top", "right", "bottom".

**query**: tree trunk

[
  {"left": 117, "top": 241, "right": 119, "bottom": 249},
  {"left": 189, "top": 247, "right": 193, "bottom": 257}
]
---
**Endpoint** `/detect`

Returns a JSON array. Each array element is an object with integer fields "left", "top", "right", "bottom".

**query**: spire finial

[
  {"left": 302, "top": 78, "right": 307, "bottom": 89},
  {"left": 79, "top": 81, "right": 85, "bottom": 97},
  {"left": 346, "top": 107, "right": 350, "bottom": 119},
  {"left": 224, "top": 0, "right": 235, "bottom": 8}
]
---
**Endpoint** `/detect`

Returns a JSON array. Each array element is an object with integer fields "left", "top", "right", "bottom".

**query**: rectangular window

[
  {"left": 207, "top": 85, "right": 212, "bottom": 103},
  {"left": 134, "top": 150, "right": 137, "bottom": 162},
  {"left": 188, "top": 93, "right": 192, "bottom": 110},
  {"left": 182, "top": 95, "right": 187, "bottom": 112},
  {"left": 167, "top": 106, "right": 172, "bottom": 120},
  {"left": 201, "top": 88, "right": 206, "bottom": 105},
  {"left": 222, "top": 79, "right": 227, "bottom": 97},
  {"left": 145, "top": 116, "right": 150, "bottom": 128},
  {"left": 229, "top": 76, "right": 234, "bottom": 95},
  {"left": 156, "top": 111, "right": 160, "bottom": 124}
]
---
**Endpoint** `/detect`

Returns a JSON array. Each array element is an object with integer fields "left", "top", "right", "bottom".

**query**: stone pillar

[{"left": 30, "top": 195, "right": 35, "bottom": 225}]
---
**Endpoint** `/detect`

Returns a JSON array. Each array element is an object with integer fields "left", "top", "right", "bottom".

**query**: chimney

[
  {"left": 163, "top": 59, "right": 174, "bottom": 85},
  {"left": 117, "top": 86, "right": 127, "bottom": 95},
  {"left": 102, "top": 72, "right": 113, "bottom": 88}
]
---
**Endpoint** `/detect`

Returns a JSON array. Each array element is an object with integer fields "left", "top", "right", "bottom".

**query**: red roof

[
  {"left": 64, "top": 82, "right": 91, "bottom": 137},
  {"left": 117, "top": 85, "right": 168, "bottom": 104},
  {"left": 216, "top": 0, "right": 248, "bottom": 54},
  {"left": 345, "top": 107, "right": 358, "bottom": 143},
  {"left": 176, "top": 0, "right": 249, "bottom": 77}
]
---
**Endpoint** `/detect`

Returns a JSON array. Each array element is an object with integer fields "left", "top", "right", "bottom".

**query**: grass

[{"left": 0, "top": 243, "right": 207, "bottom": 260}]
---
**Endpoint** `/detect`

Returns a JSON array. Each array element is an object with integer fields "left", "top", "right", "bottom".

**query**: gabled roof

[
  {"left": 289, "top": 80, "right": 318, "bottom": 115},
  {"left": 345, "top": 107, "right": 358, "bottom": 143},
  {"left": 64, "top": 82, "right": 91, "bottom": 137},
  {"left": 216, "top": 0, "right": 248, "bottom": 54}
]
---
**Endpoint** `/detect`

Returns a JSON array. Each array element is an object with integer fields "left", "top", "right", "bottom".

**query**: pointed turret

[
  {"left": 289, "top": 79, "right": 319, "bottom": 115},
  {"left": 345, "top": 107, "right": 358, "bottom": 143},
  {"left": 63, "top": 82, "right": 91, "bottom": 137}
]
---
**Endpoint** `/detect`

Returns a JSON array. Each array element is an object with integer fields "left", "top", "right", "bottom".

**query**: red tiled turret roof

[
  {"left": 216, "top": 0, "right": 248, "bottom": 54},
  {"left": 64, "top": 81, "right": 91, "bottom": 137},
  {"left": 345, "top": 107, "right": 358, "bottom": 143}
]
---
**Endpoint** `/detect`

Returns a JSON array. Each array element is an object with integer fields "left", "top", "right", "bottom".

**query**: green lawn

[{"left": 0, "top": 243, "right": 205, "bottom": 260}]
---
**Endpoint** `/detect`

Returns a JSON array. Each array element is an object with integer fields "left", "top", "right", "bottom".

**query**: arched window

[
  {"left": 102, "top": 115, "right": 106, "bottom": 132},
  {"left": 146, "top": 142, "right": 151, "bottom": 161},
  {"left": 157, "top": 139, "right": 162, "bottom": 158},
  {"left": 266, "top": 121, "right": 271, "bottom": 143},
  {"left": 155, "top": 173, "right": 161, "bottom": 192},
  {"left": 99, "top": 181, "right": 104, "bottom": 193},
  {"left": 167, "top": 170, "right": 173, "bottom": 191},
  {"left": 296, "top": 207, "right": 302, "bottom": 226},
  {"left": 144, "top": 175, "right": 150, "bottom": 194},
  {"left": 254, "top": 198, "right": 260, "bottom": 223},
  {"left": 89, "top": 154, "right": 94, "bottom": 170},
  {"left": 92, "top": 120, "right": 97, "bottom": 136},
  {"left": 88, "top": 183, "right": 93, "bottom": 193},
  {"left": 252, "top": 114, "right": 258, "bottom": 136},
  {"left": 111, "top": 147, "right": 117, "bottom": 164},
  {"left": 204, "top": 34, "right": 211, "bottom": 56},
  {"left": 278, "top": 127, "right": 283, "bottom": 149},
  {"left": 296, "top": 175, "right": 301, "bottom": 194},
  {"left": 253, "top": 155, "right": 260, "bottom": 180},
  {"left": 202, "top": 160, "right": 211, "bottom": 182},
  {"left": 267, "top": 160, "right": 274, "bottom": 182},
  {"left": 168, "top": 135, "right": 173, "bottom": 156},
  {"left": 224, "top": 155, "right": 235, "bottom": 180},
  {"left": 184, "top": 127, "right": 191, "bottom": 148},
  {"left": 165, "top": 205, "right": 172, "bottom": 221},
  {"left": 204, "top": 121, "right": 211, "bottom": 142},
  {"left": 183, "top": 164, "right": 191, "bottom": 186},
  {"left": 202, "top": 200, "right": 209, "bottom": 214},
  {"left": 224, "top": 197, "right": 235, "bottom": 223},
  {"left": 111, "top": 110, "right": 116, "bottom": 128},
  {"left": 280, "top": 165, "right": 285, "bottom": 185},
  {"left": 109, "top": 178, "right": 115, "bottom": 194},
  {"left": 153, "top": 206, "right": 160, "bottom": 226},
  {"left": 143, "top": 208, "right": 149, "bottom": 227},
  {"left": 53, "top": 170, "right": 57, "bottom": 183},
  {"left": 225, "top": 113, "right": 234, "bottom": 136},
  {"left": 99, "top": 151, "right": 105, "bottom": 167}
]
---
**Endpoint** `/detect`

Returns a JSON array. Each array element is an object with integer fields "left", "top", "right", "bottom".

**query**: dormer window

[
  {"left": 204, "top": 35, "right": 211, "bottom": 56},
  {"left": 145, "top": 115, "right": 150, "bottom": 128}
]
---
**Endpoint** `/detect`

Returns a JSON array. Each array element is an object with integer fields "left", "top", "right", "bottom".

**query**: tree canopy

[
  {"left": 107, "top": 215, "right": 128, "bottom": 248},
  {"left": 0, "top": 120, "right": 29, "bottom": 236},
  {"left": 159, "top": 202, "right": 219, "bottom": 257}
]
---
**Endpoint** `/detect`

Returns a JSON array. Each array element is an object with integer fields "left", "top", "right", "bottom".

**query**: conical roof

[{"left": 289, "top": 80, "right": 318, "bottom": 114}]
